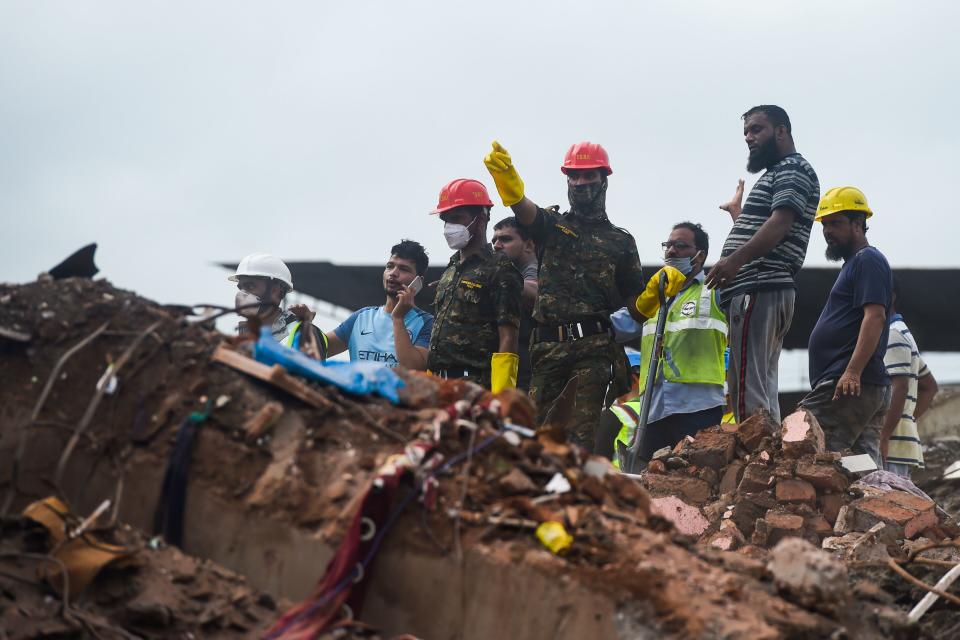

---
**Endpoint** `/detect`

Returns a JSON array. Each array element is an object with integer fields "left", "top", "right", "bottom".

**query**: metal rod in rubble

[{"left": 623, "top": 272, "right": 668, "bottom": 474}]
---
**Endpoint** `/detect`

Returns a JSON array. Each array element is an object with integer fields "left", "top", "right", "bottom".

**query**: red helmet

[
  {"left": 561, "top": 141, "right": 612, "bottom": 176},
  {"left": 430, "top": 178, "right": 494, "bottom": 215}
]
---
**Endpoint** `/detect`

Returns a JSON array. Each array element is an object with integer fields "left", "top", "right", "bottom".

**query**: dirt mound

[
  {"left": 0, "top": 278, "right": 955, "bottom": 638},
  {"left": 0, "top": 513, "right": 281, "bottom": 638}
]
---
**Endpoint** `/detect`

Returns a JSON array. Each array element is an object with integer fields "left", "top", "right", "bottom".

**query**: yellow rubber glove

[
  {"left": 634, "top": 266, "right": 686, "bottom": 318},
  {"left": 490, "top": 352, "right": 519, "bottom": 393},
  {"left": 483, "top": 141, "right": 525, "bottom": 207}
]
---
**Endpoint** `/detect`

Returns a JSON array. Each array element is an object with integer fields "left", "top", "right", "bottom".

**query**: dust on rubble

[{"left": 1, "top": 278, "right": 958, "bottom": 639}]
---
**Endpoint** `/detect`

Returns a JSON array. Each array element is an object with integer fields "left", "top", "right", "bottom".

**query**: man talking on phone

[{"left": 325, "top": 240, "right": 434, "bottom": 370}]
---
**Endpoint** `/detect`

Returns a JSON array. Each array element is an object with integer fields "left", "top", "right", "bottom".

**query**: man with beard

[
  {"left": 484, "top": 141, "right": 686, "bottom": 451},
  {"left": 800, "top": 187, "right": 892, "bottom": 464},
  {"left": 426, "top": 179, "right": 522, "bottom": 392},
  {"left": 492, "top": 216, "right": 538, "bottom": 391},
  {"left": 707, "top": 105, "right": 820, "bottom": 422},
  {"left": 325, "top": 240, "right": 433, "bottom": 369}
]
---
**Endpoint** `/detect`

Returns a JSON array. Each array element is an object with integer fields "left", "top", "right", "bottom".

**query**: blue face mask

[
  {"left": 664, "top": 256, "right": 693, "bottom": 275},
  {"left": 664, "top": 251, "right": 703, "bottom": 276}
]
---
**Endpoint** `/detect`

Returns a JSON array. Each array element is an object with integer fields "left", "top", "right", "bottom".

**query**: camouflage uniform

[
  {"left": 527, "top": 207, "right": 645, "bottom": 451},
  {"left": 427, "top": 245, "right": 522, "bottom": 388}
]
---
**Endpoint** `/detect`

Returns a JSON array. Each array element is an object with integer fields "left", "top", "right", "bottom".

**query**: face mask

[
  {"left": 567, "top": 178, "right": 607, "bottom": 220},
  {"left": 664, "top": 256, "right": 693, "bottom": 275},
  {"left": 235, "top": 290, "right": 266, "bottom": 318},
  {"left": 443, "top": 217, "right": 477, "bottom": 250},
  {"left": 664, "top": 251, "right": 703, "bottom": 276}
]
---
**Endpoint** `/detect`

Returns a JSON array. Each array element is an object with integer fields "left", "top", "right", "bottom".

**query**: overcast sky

[{"left": 2, "top": 1, "right": 958, "bottom": 380}]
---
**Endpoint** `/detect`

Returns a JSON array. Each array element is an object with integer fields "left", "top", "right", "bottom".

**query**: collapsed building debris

[{"left": 0, "top": 277, "right": 958, "bottom": 638}]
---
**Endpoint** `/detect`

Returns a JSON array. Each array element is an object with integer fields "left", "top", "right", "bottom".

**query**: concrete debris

[
  {"left": 0, "top": 279, "right": 956, "bottom": 639},
  {"left": 768, "top": 537, "right": 849, "bottom": 608},
  {"left": 780, "top": 409, "right": 825, "bottom": 458},
  {"left": 840, "top": 453, "right": 879, "bottom": 473}
]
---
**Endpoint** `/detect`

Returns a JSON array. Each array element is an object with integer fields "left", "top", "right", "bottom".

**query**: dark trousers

[{"left": 640, "top": 406, "right": 724, "bottom": 460}]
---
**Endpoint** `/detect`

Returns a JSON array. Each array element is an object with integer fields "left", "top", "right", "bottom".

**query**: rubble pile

[
  {"left": 0, "top": 513, "right": 281, "bottom": 638},
  {"left": 638, "top": 410, "right": 959, "bottom": 556},
  {"left": 0, "top": 278, "right": 958, "bottom": 638}
]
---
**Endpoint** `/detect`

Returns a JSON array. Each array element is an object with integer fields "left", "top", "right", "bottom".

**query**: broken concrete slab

[
  {"left": 679, "top": 429, "right": 736, "bottom": 470},
  {"left": 768, "top": 537, "right": 849, "bottom": 608},
  {"left": 753, "top": 512, "right": 804, "bottom": 547},
  {"left": 718, "top": 460, "right": 745, "bottom": 495},
  {"left": 643, "top": 473, "right": 712, "bottom": 505},
  {"left": 736, "top": 411, "right": 778, "bottom": 453},
  {"left": 737, "top": 461, "right": 773, "bottom": 493},
  {"left": 795, "top": 460, "right": 850, "bottom": 493},
  {"left": 851, "top": 490, "right": 938, "bottom": 539},
  {"left": 780, "top": 410, "right": 825, "bottom": 458},
  {"left": 775, "top": 478, "right": 817, "bottom": 505},
  {"left": 819, "top": 493, "right": 846, "bottom": 526},
  {"left": 650, "top": 496, "right": 710, "bottom": 537}
]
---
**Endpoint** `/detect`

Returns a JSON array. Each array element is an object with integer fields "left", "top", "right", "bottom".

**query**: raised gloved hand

[
  {"left": 490, "top": 352, "right": 519, "bottom": 394},
  {"left": 634, "top": 266, "right": 686, "bottom": 318},
  {"left": 484, "top": 141, "right": 525, "bottom": 207}
]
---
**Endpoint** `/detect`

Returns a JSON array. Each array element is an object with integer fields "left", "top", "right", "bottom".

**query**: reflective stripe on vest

[
  {"left": 282, "top": 320, "right": 302, "bottom": 349},
  {"left": 638, "top": 282, "right": 727, "bottom": 394},
  {"left": 609, "top": 399, "right": 643, "bottom": 469}
]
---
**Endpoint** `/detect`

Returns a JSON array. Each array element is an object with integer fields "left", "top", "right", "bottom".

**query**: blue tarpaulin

[{"left": 254, "top": 328, "right": 405, "bottom": 404}]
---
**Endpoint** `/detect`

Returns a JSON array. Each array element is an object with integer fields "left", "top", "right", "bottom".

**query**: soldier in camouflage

[
  {"left": 484, "top": 141, "right": 687, "bottom": 451},
  {"left": 426, "top": 178, "right": 523, "bottom": 392}
]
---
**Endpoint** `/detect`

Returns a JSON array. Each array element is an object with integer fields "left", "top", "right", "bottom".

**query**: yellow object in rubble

[
  {"left": 23, "top": 496, "right": 132, "bottom": 598},
  {"left": 635, "top": 266, "right": 686, "bottom": 318},
  {"left": 536, "top": 521, "right": 573, "bottom": 555},
  {"left": 490, "top": 352, "right": 519, "bottom": 394},
  {"left": 484, "top": 141, "right": 525, "bottom": 207}
]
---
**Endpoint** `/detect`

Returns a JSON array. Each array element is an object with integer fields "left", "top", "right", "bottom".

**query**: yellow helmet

[{"left": 815, "top": 186, "right": 873, "bottom": 222}]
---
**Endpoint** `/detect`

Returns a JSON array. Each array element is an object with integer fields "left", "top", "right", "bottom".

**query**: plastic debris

[
  {"left": 254, "top": 328, "right": 405, "bottom": 404},
  {"left": 535, "top": 521, "right": 573, "bottom": 555},
  {"left": 545, "top": 473, "right": 572, "bottom": 494},
  {"left": 840, "top": 454, "right": 878, "bottom": 473}
]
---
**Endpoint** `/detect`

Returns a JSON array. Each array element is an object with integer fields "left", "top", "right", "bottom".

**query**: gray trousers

[
  {"left": 799, "top": 379, "right": 891, "bottom": 466},
  {"left": 727, "top": 288, "right": 795, "bottom": 423}
]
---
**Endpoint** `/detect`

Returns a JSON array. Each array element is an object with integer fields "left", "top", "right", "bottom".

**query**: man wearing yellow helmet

[{"left": 799, "top": 187, "right": 892, "bottom": 464}]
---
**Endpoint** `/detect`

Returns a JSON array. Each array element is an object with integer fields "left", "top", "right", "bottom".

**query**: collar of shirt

[
  {"left": 448, "top": 243, "right": 494, "bottom": 268},
  {"left": 888, "top": 312, "right": 904, "bottom": 325},
  {"left": 679, "top": 270, "right": 706, "bottom": 293}
]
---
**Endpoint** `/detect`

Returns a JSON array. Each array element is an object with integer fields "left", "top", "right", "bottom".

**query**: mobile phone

[{"left": 409, "top": 276, "right": 423, "bottom": 295}]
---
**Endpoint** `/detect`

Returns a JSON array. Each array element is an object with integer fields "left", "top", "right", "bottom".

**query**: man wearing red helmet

[
  {"left": 426, "top": 178, "right": 523, "bottom": 392},
  {"left": 484, "top": 142, "right": 686, "bottom": 451}
]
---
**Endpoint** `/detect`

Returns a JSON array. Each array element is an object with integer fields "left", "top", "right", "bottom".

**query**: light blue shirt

[{"left": 334, "top": 306, "right": 433, "bottom": 368}]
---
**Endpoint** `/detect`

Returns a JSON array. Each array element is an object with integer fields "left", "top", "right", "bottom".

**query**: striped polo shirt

[
  {"left": 883, "top": 314, "right": 929, "bottom": 468},
  {"left": 719, "top": 153, "right": 819, "bottom": 306}
]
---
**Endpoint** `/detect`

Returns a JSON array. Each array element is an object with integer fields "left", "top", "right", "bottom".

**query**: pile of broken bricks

[{"left": 639, "top": 409, "right": 960, "bottom": 557}]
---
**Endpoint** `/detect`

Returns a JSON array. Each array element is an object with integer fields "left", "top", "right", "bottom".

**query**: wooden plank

[
  {"left": 211, "top": 345, "right": 276, "bottom": 381},
  {"left": 212, "top": 344, "right": 333, "bottom": 411}
]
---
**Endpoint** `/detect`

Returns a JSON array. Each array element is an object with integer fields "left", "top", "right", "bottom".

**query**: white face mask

[
  {"left": 443, "top": 217, "right": 477, "bottom": 250},
  {"left": 235, "top": 290, "right": 265, "bottom": 318}
]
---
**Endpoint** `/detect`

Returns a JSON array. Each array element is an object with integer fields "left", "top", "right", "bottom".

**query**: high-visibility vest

[
  {"left": 608, "top": 398, "right": 643, "bottom": 470},
  {"left": 280, "top": 320, "right": 328, "bottom": 356},
  {"left": 638, "top": 282, "right": 727, "bottom": 394}
]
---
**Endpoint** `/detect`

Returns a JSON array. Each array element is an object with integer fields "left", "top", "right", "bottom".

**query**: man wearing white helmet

[{"left": 229, "top": 252, "right": 328, "bottom": 360}]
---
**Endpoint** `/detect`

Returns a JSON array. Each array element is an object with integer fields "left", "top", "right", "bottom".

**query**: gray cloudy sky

[{"left": 2, "top": 1, "right": 958, "bottom": 381}]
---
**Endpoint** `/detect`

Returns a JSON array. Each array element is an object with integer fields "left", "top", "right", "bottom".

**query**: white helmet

[{"left": 228, "top": 253, "right": 293, "bottom": 291}]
